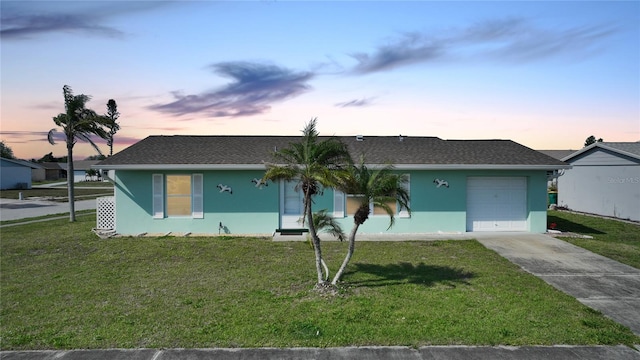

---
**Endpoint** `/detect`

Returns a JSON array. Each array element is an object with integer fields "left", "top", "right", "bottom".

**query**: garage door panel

[{"left": 467, "top": 177, "right": 527, "bottom": 232}]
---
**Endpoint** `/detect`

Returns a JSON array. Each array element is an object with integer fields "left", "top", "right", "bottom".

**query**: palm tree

[
  {"left": 263, "top": 118, "right": 352, "bottom": 285},
  {"left": 105, "top": 99, "right": 120, "bottom": 156},
  {"left": 311, "top": 209, "right": 346, "bottom": 281},
  {"left": 48, "top": 85, "right": 112, "bottom": 221},
  {"left": 331, "top": 158, "right": 410, "bottom": 285}
]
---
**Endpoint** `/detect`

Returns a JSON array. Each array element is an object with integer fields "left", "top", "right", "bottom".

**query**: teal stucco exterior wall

[
  {"left": 330, "top": 170, "right": 548, "bottom": 234},
  {"left": 114, "top": 170, "right": 279, "bottom": 235},
  {"left": 526, "top": 171, "right": 551, "bottom": 233},
  {"left": 112, "top": 169, "right": 550, "bottom": 236}
]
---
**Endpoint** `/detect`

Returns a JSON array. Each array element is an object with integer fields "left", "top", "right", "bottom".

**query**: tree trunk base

[{"left": 313, "top": 281, "right": 340, "bottom": 296}]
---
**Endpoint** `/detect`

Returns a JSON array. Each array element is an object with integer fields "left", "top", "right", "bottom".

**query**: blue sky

[{"left": 1, "top": 0, "right": 638, "bottom": 160}]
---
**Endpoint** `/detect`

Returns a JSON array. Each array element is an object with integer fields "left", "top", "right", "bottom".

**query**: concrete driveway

[{"left": 476, "top": 233, "right": 640, "bottom": 336}]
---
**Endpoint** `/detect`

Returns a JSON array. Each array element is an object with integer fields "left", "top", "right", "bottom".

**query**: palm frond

[
  {"left": 336, "top": 156, "right": 412, "bottom": 229},
  {"left": 313, "top": 209, "right": 345, "bottom": 241},
  {"left": 76, "top": 133, "right": 104, "bottom": 156},
  {"left": 47, "top": 129, "right": 58, "bottom": 145},
  {"left": 51, "top": 85, "right": 111, "bottom": 156}
]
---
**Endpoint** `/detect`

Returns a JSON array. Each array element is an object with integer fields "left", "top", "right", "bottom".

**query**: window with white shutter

[
  {"left": 333, "top": 190, "right": 345, "bottom": 218},
  {"left": 192, "top": 174, "right": 204, "bottom": 218},
  {"left": 152, "top": 174, "right": 164, "bottom": 219},
  {"left": 152, "top": 173, "right": 205, "bottom": 219},
  {"left": 399, "top": 174, "right": 410, "bottom": 218}
]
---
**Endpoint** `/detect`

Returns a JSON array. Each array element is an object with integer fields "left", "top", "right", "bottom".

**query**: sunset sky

[{"left": 1, "top": 0, "right": 638, "bottom": 161}]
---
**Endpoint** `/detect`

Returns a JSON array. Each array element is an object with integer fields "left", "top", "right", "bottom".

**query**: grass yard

[
  {"left": 548, "top": 210, "right": 640, "bottom": 269},
  {"left": 1, "top": 215, "right": 638, "bottom": 350}
]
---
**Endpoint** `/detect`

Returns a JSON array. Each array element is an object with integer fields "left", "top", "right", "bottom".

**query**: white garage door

[{"left": 466, "top": 177, "right": 528, "bottom": 232}]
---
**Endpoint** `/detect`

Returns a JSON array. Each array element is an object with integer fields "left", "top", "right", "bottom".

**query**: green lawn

[
  {"left": 1, "top": 215, "right": 638, "bottom": 350},
  {"left": 548, "top": 210, "right": 640, "bottom": 269}
]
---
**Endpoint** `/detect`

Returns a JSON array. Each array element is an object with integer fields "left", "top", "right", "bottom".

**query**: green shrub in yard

[{"left": 1, "top": 215, "right": 638, "bottom": 349}]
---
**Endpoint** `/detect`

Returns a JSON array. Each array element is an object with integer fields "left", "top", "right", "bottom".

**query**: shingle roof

[
  {"left": 70, "top": 160, "right": 100, "bottom": 170},
  {"left": 0, "top": 157, "right": 42, "bottom": 169},
  {"left": 41, "top": 162, "right": 64, "bottom": 170},
  {"left": 600, "top": 142, "right": 640, "bottom": 157},
  {"left": 537, "top": 150, "right": 576, "bottom": 160},
  {"left": 562, "top": 141, "right": 640, "bottom": 162},
  {"left": 95, "top": 135, "right": 569, "bottom": 170}
]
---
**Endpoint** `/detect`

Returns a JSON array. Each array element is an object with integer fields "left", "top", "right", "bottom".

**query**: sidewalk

[
  {"left": 0, "top": 198, "right": 96, "bottom": 222},
  {"left": 2, "top": 345, "right": 640, "bottom": 360}
]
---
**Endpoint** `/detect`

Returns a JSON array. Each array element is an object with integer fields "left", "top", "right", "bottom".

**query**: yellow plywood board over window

[{"left": 167, "top": 175, "right": 191, "bottom": 216}]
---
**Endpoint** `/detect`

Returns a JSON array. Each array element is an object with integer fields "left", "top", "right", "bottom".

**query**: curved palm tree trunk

[
  {"left": 66, "top": 143, "right": 76, "bottom": 222},
  {"left": 304, "top": 193, "right": 325, "bottom": 284},
  {"left": 306, "top": 235, "right": 330, "bottom": 281},
  {"left": 331, "top": 223, "right": 360, "bottom": 285},
  {"left": 321, "top": 258, "right": 330, "bottom": 282}
]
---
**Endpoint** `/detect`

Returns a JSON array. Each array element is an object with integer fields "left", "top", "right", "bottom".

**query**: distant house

[
  {"left": 31, "top": 165, "right": 46, "bottom": 182},
  {"left": 41, "top": 162, "right": 66, "bottom": 181},
  {"left": 536, "top": 149, "right": 577, "bottom": 192},
  {"left": 0, "top": 157, "right": 40, "bottom": 190},
  {"left": 55, "top": 160, "right": 101, "bottom": 182},
  {"left": 72, "top": 160, "right": 101, "bottom": 182},
  {"left": 94, "top": 135, "right": 569, "bottom": 236},
  {"left": 558, "top": 142, "right": 640, "bottom": 222}
]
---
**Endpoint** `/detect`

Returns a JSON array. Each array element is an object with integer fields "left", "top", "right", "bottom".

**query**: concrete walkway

[
  {"left": 2, "top": 345, "right": 640, "bottom": 360},
  {"left": 476, "top": 233, "right": 640, "bottom": 336},
  {"left": 0, "top": 198, "right": 96, "bottom": 222},
  {"left": 0, "top": 182, "right": 111, "bottom": 224}
]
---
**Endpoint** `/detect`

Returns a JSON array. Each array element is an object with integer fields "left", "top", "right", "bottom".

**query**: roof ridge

[{"left": 96, "top": 135, "right": 569, "bottom": 169}]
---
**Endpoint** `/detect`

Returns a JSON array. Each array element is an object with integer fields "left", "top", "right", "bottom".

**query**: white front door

[
  {"left": 466, "top": 177, "right": 528, "bottom": 232},
  {"left": 280, "top": 180, "right": 305, "bottom": 229}
]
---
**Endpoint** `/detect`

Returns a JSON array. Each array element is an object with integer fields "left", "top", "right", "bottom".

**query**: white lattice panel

[{"left": 96, "top": 196, "right": 116, "bottom": 230}]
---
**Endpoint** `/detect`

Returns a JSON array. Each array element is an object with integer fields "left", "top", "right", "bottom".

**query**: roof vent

[
  {"left": 399, "top": 134, "right": 405, "bottom": 142},
  {"left": 356, "top": 135, "right": 364, "bottom": 141}
]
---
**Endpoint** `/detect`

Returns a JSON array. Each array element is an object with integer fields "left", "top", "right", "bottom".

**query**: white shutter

[
  {"left": 152, "top": 174, "right": 164, "bottom": 219},
  {"left": 399, "top": 174, "right": 410, "bottom": 218},
  {"left": 192, "top": 174, "right": 204, "bottom": 218},
  {"left": 333, "top": 190, "right": 345, "bottom": 218}
]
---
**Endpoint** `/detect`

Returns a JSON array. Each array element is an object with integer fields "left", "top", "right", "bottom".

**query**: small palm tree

[
  {"left": 331, "top": 158, "right": 410, "bottom": 285},
  {"left": 263, "top": 118, "right": 352, "bottom": 285},
  {"left": 48, "top": 85, "right": 112, "bottom": 221},
  {"left": 311, "top": 209, "right": 346, "bottom": 281}
]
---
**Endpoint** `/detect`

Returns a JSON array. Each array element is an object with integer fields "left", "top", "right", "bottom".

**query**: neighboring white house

[
  {"left": 59, "top": 160, "right": 101, "bottom": 182},
  {"left": 537, "top": 149, "right": 576, "bottom": 193},
  {"left": 0, "top": 157, "right": 41, "bottom": 190},
  {"left": 558, "top": 142, "right": 640, "bottom": 222}
]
